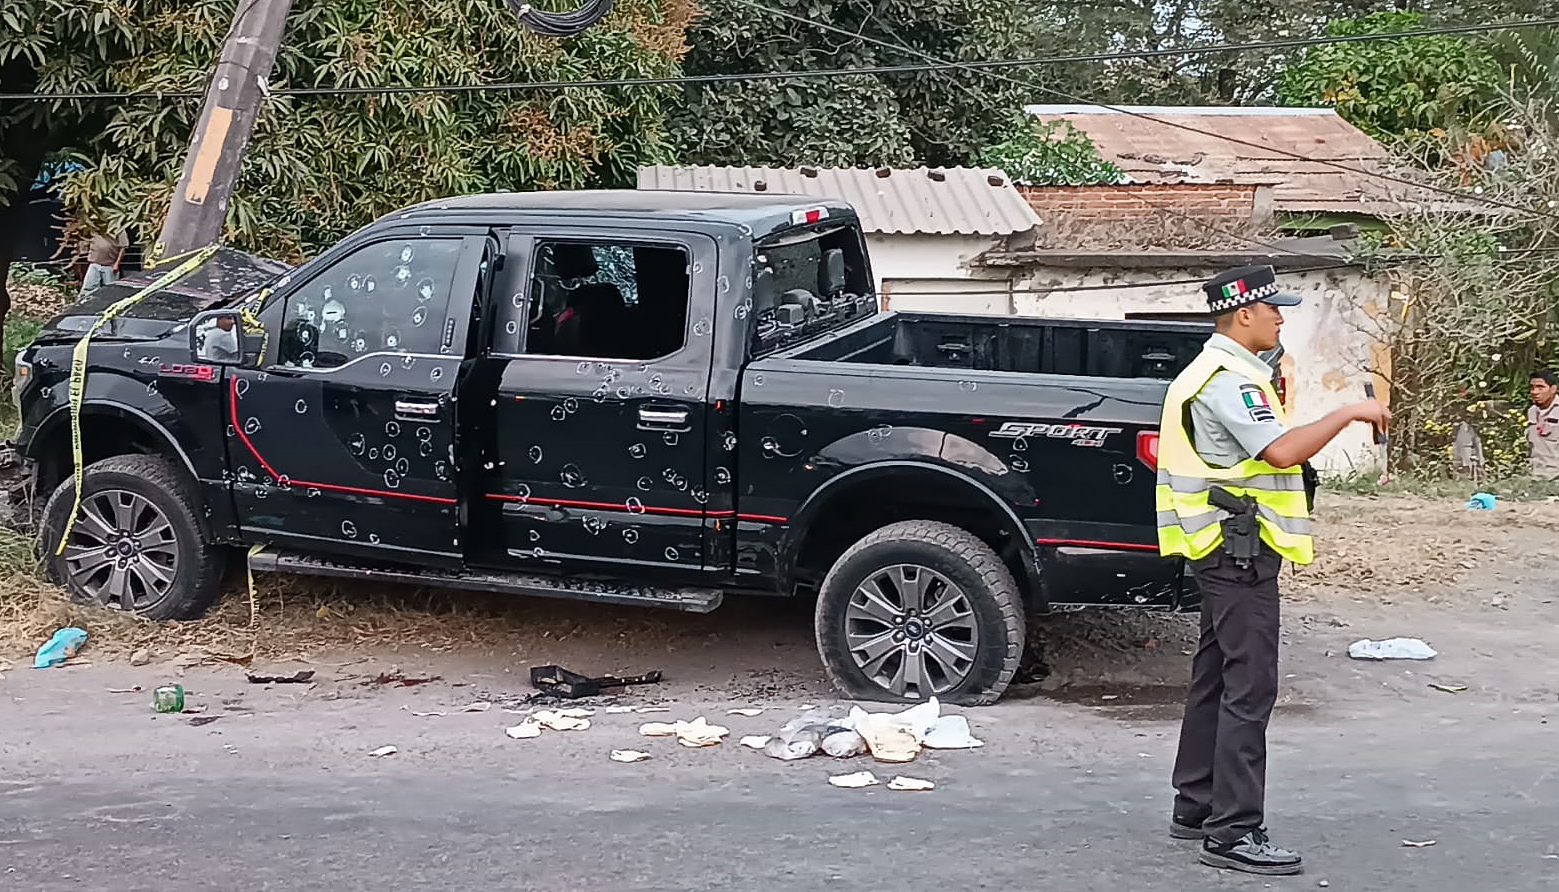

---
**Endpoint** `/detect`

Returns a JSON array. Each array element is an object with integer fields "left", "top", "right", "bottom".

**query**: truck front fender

[{"left": 26, "top": 366, "right": 205, "bottom": 493}]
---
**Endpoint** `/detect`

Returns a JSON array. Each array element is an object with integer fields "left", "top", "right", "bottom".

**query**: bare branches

[{"left": 1352, "top": 92, "right": 1559, "bottom": 475}]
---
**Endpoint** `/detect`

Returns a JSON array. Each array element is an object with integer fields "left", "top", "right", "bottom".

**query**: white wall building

[{"left": 976, "top": 245, "right": 1389, "bottom": 473}]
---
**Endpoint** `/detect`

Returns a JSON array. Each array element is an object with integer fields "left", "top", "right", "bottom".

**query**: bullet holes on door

[{"left": 279, "top": 238, "right": 462, "bottom": 369}]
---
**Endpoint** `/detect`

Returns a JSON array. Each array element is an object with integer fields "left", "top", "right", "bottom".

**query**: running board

[{"left": 248, "top": 549, "right": 724, "bottom": 613}]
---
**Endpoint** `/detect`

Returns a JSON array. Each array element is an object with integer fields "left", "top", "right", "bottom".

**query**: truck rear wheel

[
  {"left": 814, "top": 520, "right": 1025, "bottom": 706},
  {"left": 40, "top": 454, "right": 226, "bottom": 621}
]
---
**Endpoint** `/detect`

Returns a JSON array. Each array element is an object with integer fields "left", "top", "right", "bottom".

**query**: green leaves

[
  {"left": 667, "top": 0, "right": 1035, "bottom": 168},
  {"left": 1278, "top": 11, "right": 1501, "bottom": 141},
  {"left": 3, "top": 0, "right": 687, "bottom": 262},
  {"left": 978, "top": 118, "right": 1123, "bottom": 186}
]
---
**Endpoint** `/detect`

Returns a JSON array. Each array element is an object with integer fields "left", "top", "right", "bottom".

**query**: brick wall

[{"left": 1017, "top": 183, "right": 1271, "bottom": 249}]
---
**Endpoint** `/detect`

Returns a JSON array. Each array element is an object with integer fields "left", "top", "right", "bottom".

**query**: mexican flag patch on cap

[{"left": 1220, "top": 279, "right": 1249, "bottom": 300}]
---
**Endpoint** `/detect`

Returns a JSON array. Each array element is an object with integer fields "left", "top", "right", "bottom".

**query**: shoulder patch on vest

[{"left": 1239, "top": 383, "right": 1276, "bottom": 423}]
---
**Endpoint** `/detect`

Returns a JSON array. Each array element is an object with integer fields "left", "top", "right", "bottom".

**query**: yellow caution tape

[
  {"left": 143, "top": 241, "right": 216, "bottom": 270},
  {"left": 236, "top": 286, "right": 272, "bottom": 361},
  {"left": 55, "top": 245, "right": 220, "bottom": 554},
  {"left": 246, "top": 542, "right": 266, "bottom": 630}
]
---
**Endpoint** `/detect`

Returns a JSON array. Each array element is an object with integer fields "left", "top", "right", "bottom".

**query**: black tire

[
  {"left": 40, "top": 454, "right": 227, "bottom": 621},
  {"left": 814, "top": 520, "right": 1025, "bottom": 706}
]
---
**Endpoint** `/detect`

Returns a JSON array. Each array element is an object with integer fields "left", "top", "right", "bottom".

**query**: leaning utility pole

[{"left": 154, "top": 0, "right": 294, "bottom": 262}]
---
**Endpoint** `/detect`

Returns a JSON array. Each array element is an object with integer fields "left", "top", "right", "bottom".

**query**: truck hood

[{"left": 36, "top": 247, "right": 292, "bottom": 344}]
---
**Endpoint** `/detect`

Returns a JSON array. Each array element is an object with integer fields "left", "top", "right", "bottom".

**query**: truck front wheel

[
  {"left": 40, "top": 455, "right": 227, "bottom": 621},
  {"left": 814, "top": 520, "right": 1025, "bottom": 706}
]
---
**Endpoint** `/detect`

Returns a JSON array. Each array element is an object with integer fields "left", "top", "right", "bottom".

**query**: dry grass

[
  {"left": 0, "top": 532, "right": 591, "bottom": 664},
  {"left": 0, "top": 575, "right": 505, "bottom": 665},
  {"left": 10, "top": 281, "right": 72, "bottom": 319},
  {"left": 1287, "top": 491, "right": 1559, "bottom": 597},
  {"left": 3, "top": 492, "right": 1551, "bottom": 664}
]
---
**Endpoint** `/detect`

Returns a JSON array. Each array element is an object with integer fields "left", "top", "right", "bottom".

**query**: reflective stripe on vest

[{"left": 1155, "top": 345, "right": 1315, "bottom": 565}]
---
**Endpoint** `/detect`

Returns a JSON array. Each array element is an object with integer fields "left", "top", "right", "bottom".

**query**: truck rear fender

[{"left": 782, "top": 428, "right": 1045, "bottom": 612}]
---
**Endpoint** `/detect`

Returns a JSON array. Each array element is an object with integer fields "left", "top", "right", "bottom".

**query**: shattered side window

[{"left": 278, "top": 239, "right": 462, "bottom": 369}]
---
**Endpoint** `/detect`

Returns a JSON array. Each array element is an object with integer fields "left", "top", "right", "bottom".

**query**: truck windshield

[{"left": 751, "top": 223, "right": 875, "bottom": 355}]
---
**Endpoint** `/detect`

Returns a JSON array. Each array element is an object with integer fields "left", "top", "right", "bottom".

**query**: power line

[
  {"left": 1, "top": 17, "right": 1555, "bottom": 101},
  {"left": 728, "top": 0, "right": 1559, "bottom": 223}
]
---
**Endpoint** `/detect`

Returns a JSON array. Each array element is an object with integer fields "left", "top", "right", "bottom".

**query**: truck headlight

[{"left": 12, "top": 357, "right": 30, "bottom": 414}]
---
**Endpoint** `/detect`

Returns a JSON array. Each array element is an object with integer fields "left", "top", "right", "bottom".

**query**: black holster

[
  {"left": 1208, "top": 485, "right": 1260, "bottom": 567},
  {"left": 1301, "top": 461, "right": 1319, "bottom": 513}
]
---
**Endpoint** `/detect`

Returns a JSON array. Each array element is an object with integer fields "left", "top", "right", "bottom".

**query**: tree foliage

[
  {"left": 1278, "top": 11, "right": 1501, "bottom": 142},
  {"left": 2, "top": 0, "right": 693, "bottom": 264},
  {"left": 668, "top": 0, "right": 1042, "bottom": 168},
  {"left": 978, "top": 119, "right": 1123, "bottom": 186}
]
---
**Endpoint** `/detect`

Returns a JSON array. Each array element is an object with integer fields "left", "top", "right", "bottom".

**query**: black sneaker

[
  {"left": 1169, "top": 815, "right": 1205, "bottom": 840},
  {"left": 1199, "top": 829, "right": 1303, "bottom": 875}
]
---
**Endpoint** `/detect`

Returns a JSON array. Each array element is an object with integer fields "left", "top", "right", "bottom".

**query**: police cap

[{"left": 1203, "top": 265, "right": 1302, "bottom": 315}]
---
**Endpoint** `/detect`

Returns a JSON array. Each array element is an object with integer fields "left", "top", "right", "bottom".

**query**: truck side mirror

[
  {"left": 821, "top": 248, "right": 847, "bottom": 295},
  {"left": 190, "top": 309, "right": 250, "bottom": 366}
]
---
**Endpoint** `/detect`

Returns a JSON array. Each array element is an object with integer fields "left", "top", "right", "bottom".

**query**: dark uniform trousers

[{"left": 1171, "top": 542, "right": 1282, "bottom": 843}]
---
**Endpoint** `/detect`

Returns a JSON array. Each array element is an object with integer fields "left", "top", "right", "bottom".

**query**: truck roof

[{"left": 394, "top": 189, "right": 858, "bottom": 238}]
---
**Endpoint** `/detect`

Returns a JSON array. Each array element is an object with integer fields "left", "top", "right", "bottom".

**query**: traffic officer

[{"left": 1156, "top": 265, "right": 1390, "bottom": 876}]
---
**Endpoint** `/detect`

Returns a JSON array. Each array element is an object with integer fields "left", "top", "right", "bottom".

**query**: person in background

[
  {"left": 1526, "top": 370, "right": 1559, "bottom": 480},
  {"left": 78, "top": 226, "right": 128, "bottom": 298}
]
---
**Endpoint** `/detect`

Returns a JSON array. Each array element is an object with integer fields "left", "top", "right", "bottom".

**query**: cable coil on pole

[{"left": 506, "top": 0, "right": 614, "bottom": 37}]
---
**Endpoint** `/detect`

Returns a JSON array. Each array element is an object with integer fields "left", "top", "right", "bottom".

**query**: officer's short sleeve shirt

[{"left": 1187, "top": 334, "right": 1288, "bottom": 468}]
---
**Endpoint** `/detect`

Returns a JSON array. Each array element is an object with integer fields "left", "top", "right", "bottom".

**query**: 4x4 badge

[{"left": 990, "top": 421, "right": 1122, "bottom": 447}]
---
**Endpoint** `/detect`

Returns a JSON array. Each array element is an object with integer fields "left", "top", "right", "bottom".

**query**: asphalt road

[{"left": 2, "top": 667, "right": 1554, "bottom": 891}]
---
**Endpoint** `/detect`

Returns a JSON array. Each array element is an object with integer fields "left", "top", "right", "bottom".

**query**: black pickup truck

[{"left": 11, "top": 190, "right": 1215, "bottom": 704}]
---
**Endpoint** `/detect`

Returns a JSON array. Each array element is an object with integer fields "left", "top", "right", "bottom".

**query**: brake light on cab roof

[{"left": 791, "top": 207, "right": 829, "bottom": 225}]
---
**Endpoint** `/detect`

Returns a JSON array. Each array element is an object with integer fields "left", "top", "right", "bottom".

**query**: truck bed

[
  {"left": 735, "top": 309, "right": 1222, "bottom": 605},
  {"left": 790, "top": 310, "right": 1211, "bottom": 380}
]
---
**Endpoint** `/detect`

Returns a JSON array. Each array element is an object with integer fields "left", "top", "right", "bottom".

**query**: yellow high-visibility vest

[{"left": 1156, "top": 345, "right": 1315, "bottom": 565}]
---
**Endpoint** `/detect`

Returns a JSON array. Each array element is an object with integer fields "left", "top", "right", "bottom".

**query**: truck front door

[{"left": 228, "top": 228, "right": 489, "bottom": 565}]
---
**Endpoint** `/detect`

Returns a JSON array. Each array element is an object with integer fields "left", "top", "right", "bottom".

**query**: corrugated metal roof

[
  {"left": 1023, "top": 105, "right": 1411, "bottom": 214},
  {"left": 636, "top": 165, "right": 1041, "bottom": 236}
]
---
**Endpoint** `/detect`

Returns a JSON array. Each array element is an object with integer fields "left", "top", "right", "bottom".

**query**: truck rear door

[{"left": 469, "top": 227, "right": 721, "bottom": 574}]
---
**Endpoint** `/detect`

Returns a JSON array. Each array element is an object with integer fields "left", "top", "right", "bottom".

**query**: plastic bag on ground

[
  {"left": 765, "top": 725, "right": 822, "bottom": 760},
  {"left": 922, "top": 715, "right": 983, "bottom": 749},
  {"left": 850, "top": 698, "right": 944, "bottom": 763},
  {"left": 34, "top": 627, "right": 88, "bottom": 668},
  {"left": 852, "top": 714, "right": 921, "bottom": 762},
  {"left": 762, "top": 705, "right": 850, "bottom": 761},
  {"left": 1347, "top": 638, "right": 1438, "bottom": 661},
  {"left": 821, "top": 727, "right": 868, "bottom": 758},
  {"left": 532, "top": 709, "right": 591, "bottom": 731}
]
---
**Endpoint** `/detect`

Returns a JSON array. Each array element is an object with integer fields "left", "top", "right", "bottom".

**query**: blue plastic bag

[
  {"left": 1466, "top": 492, "right": 1497, "bottom": 510},
  {"left": 34, "top": 626, "right": 88, "bottom": 668}
]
